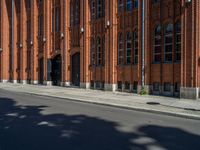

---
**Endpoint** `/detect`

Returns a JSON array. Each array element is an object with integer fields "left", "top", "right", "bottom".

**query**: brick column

[
  {"left": 30, "top": 0, "right": 39, "bottom": 84},
  {"left": 180, "top": 0, "right": 199, "bottom": 99},
  {"left": 62, "top": 0, "right": 71, "bottom": 86},
  {"left": 80, "top": 0, "right": 90, "bottom": 89},
  {"left": 43, "top": 0, "right": 52, "bottom": 85},
  {"left": 104, "top": 0, "right": 118, "bottom": 91},
  {"left": 20, "top": 0, "right": 27, "bottom": 84},
  {"left": 0, "top": 0, "right": 10, "bottom": 82}
]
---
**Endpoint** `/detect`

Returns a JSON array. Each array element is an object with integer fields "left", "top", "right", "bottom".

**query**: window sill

[
  {"left": 174, "top": 61, "right": 181, "bottom": 64},
  {"left": 152, "top": 62, "right": 161, "bottom": 64},
  {"left": 163, "top": 62, "right": 173, "bottom": 64}
]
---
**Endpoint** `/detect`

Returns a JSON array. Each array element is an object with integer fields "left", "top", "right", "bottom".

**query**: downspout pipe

[
  {"left": 141, "top": 0, "right": 145, "bottom": 88},
  {"left": 11, "top": 0, "right": 14, "bottom": 80}
]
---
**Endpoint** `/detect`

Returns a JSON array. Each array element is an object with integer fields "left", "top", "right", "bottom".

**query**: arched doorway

[
  {"left": 51, "top": 54, "right": 61, "bottom": 86},
  {"left": 71, "top": 53, "right": 80, "bottom": 86}
]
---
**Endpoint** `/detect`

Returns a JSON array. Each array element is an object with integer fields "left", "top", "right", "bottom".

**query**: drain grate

[{"left": 146, "top": 102, "right": 160, "bottom": 105}]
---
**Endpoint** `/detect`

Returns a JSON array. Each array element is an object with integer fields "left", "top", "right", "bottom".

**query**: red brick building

[{"left": 0, "top": 0, "right": 199, "bottom": 99}]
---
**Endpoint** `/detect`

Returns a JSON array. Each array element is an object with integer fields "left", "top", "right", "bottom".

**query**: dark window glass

[{"left": 164, "top": 24, "right": 173, "bottom": 62}]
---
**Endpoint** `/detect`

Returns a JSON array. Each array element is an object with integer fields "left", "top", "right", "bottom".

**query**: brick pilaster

[
  {"left": 20, "top": 0, "right": 27, "bottom": 82},
  {"left": 63, "top": 0, "right": 71, "bottom": 84},
  {"left": 1, "top": 0, "right": 10, "bottom": 81},
  {"left": 31, "top": 0, "right": 39, "bottom": 83}
]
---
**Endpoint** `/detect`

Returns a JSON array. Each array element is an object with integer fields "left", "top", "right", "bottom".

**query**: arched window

[
  {"left": 126, "top": 32, "right": 132, "bottom": 64},
  {"left": 97, "top": 0, "right": 104, "bottom": 18},
  {"left": 133, "top": 30, "right": 138, "bottom": 64},
  {"left": 102, "top": 36, "right": 105, "bottom": 65},
  {"left": 75, "top": 0, "right": 80, "bottom": 25},
  {"left": 126, "top": 0, "right": 132, "bottom": 11},
  {"left": 70, "top": 1, "right": 74, "bottom": 27},
  {"left": 90, "top": 38, "right": 95, "bottom": 65},
  {"left": 153, "top": 25, "right": 161, "bottom": 62},
  {"left": 175, "top": 21, "right": 181, "bottom": 61},
  {"left": 97, "top": 37, "right": 102, "bottom": 66},
  {"left": 91, "top": 0, "right": 95, "bottom": 20},
  {"left": 134, "top": 0, "right": 138, "bottom": 9},
  {"left": 118, "top": 33, "right": 123, "bottom": 65},
  {"left": 164, "top": 23, "right": 173, "bottom": 62},
  {"left": 118, "top": 0, "right": 124, "bottom": 13}
]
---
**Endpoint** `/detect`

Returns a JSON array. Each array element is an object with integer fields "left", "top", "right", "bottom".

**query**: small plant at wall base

[{"left": 140, "top": 87, "right": 147, "bottom": 95}]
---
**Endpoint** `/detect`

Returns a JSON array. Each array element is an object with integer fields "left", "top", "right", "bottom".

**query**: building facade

[{"left": 0, "top": 0, "right": 200, "bottom": 99}]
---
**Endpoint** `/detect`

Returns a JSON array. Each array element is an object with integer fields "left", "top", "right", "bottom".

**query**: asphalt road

[{"left": 0, "top": 89, "right": 200, "bottom": 150}]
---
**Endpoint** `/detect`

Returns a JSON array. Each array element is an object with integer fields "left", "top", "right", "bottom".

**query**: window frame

[
  {"left": 164, "top": 23, "right": 173, "bottom": 63},
  {"left": 118, "top": 33, "right": 124, "bottom": 65},
  {"left": 133, "top": 30, "right": 138, "bottom": 64},
  {"left": 126, "top": 31, "right": 132, "bottom": 64},
  {"left": 153, "top": 25, "right": 162, "bottom": 63},
  {"left": 96, "top": 37, "right": 102, "bottom": 66},
  {"left": 175, "top": 21, "right": 181, "bottom": 62}
]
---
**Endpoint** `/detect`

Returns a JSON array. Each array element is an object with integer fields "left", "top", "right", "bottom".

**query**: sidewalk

[{"left": 0, "top": 83, "right": 200, "bottom": 120}]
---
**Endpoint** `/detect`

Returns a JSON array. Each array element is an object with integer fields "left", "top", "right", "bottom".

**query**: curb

[{"left": 21, "top": 91, "right": 200, "bottom": 121}]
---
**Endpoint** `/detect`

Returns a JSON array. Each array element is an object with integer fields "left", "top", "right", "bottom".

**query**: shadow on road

[{"left": 0, "top": 97, "right": 200, "bottom": 150}]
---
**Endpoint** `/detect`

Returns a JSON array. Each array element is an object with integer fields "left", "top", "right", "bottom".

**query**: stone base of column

[
  {"left": 61, "top": 81, "right": 71, "bottom": 87},
  {"left": 20, "top": 80, "right": 27, "bottom": 85},
  {"left": 180, "top": 87, "right": 199, "bottom": 100},
  {"left": 104, "top": 83, "right": 117, "bottom": 92},
  {"left": 80, "top": 82, "right": 90, "bottom": 89},
  {"left": 11, "top": 80, "right": 18, "bottom": 84},
  {"left": 43, "top": 81, "right": 52, "bottom": 86},
  {"left": 31, "top": 80, "right": 38, "bottom": 85},
  {"left": 1, "top": 80, "right": 8, "bottom": 83}
]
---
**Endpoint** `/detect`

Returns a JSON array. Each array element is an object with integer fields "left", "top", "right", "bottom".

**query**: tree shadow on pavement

[{"left": 0, "top": 97, "right": 200, "bottom": 150}]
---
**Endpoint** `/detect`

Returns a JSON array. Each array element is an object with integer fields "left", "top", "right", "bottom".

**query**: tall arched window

[
  {"left": 97, "top": 37, "right": 102, "bottom": 66},
  {"left": 153, "top": 25, "right": 161, "bottom": 62},
  {"left": 118, "top": 33, "right": 123, "bottom": 65},
  {"left": 102, "top": 36, "right": 105, "bottom": 65},
  {"left": 91, "top": 0, "right": 95, "bottom": 20},
  {"left": 133, "top": 30, "right": 138, "bottom": 64},
  {"left": 97, "top": 0, "right": 104, "bottom": 18},
  {"left": 126, "top": 0, "right": 132, "bottom": 11},
  {"left": 70, "top": 1, "right": 74, "bottom": 27},
  {"left": 175, "top": 21, "right": 181, "bottom": 61},
  {"left": 164, "top": 23, "right": 173, "bottom": 62},
  {"left": 118, "top": 0, "right": 124, "bottom": 13},
  {"left": 90, "top": 38, "right": 95, "bottom": 65},
  {"left": 75, "top": 0, "right": 80, "bottom": 25},
  {"left": 133, "top": 0, "right": 138, "bottom": 9},
  {"left": 126, "top": 32, "right": 132, "bottom": 64}
]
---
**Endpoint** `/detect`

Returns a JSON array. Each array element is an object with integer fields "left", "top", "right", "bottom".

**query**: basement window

[
  {"left": 133, "top": 81, "right": 138, "bottom": 91},
  {"left": 175, "top": 82, "right": 180, "bottom": 92},
  {"left": 153, "top": 82, "right": 160, "bottom": 91},
  {"left": 118, "top": 81, "right": 123, "bottom": 91},
  {"left": 90, "top": 81, "right": 94, "bottom": 89},
  {"left": 164, "top": 82, "right": 171, "bottom": 92},
  {"left": 125, "top": 81, "right": 130, "bottom": 90}
]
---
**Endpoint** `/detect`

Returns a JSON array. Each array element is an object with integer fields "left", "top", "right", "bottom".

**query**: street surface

[{"left": 0, "top": 89, "right": 200, "bottom": 150}]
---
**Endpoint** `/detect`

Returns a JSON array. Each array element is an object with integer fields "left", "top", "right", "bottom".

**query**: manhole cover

[{"left": 146, "top": 102, "right": 160, "bottom": 105}]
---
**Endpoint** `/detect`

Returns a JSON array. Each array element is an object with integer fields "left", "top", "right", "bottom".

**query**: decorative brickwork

[{"left": 0, "top": 0, "right": 199, "bottom": 99}]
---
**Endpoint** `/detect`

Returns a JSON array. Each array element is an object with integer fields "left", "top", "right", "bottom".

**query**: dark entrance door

[
  {"left": 51, "top": 55, "right": 61, "bottom": 86},
  {"left": 71, "top": 53, "right": 80, "bottom": 86},
  {"left": 38, "top": 58, "right": 44, "bottom": 84}
]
